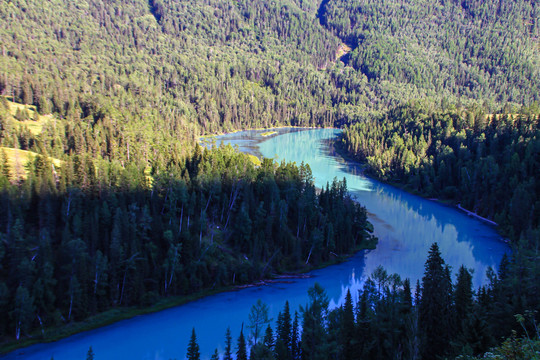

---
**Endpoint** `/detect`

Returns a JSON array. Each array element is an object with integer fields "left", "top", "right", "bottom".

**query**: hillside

[
  {"left": 321, "top": 0, "right": 539, "bottom": 105},
  {"left": 1, "top": 0, "right": 538, "bottom": 160}
]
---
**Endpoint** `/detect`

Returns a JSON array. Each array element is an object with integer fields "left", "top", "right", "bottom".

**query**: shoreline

[
  {"left": 456, "top": 203, "right": 498, "bottom": 227},
  {"left": 198, "top": 125, "right": 334, "bottom": 142},
  {"left": 0, "top": 244, "right": 371, "bottom": 356},
  {"left": 332, "top": 136, "right": 508, "bottom": 240}
]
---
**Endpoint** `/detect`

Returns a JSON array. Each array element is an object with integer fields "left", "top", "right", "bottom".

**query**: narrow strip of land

[{"left": 457, "top": 204, "right": 498, "bottom": 227}]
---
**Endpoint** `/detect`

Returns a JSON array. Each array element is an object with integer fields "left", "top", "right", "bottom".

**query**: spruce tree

[
  {"left": 236, "top": 328, "right": 248, "bottom": 360},
  {"left": 86, "top": 346, "right": 95, "bottom": 360},
  {"left": 450, "top": 266, "right": 481, "bottom": 356},
  {"left": 401, "top": 278, "right": 413, "bottom": 315},
  {"left": 291, "top": 312, "right": 300, "bottom": 360},
  {"left": 341, "top": 289, "right": 355, "bottom": 360},
  {"left": 187, "top": 328, "right": 200, "bottom": 360},
  {"left": 264, "top": 325, "right": 274, "bottom": 349},
  {"left": 419, "top": 243, "right": 453, "bottom": 360},
  {"left": 0, "top": 148, "right": 10, "bottom": 179},
  {"left": 275, "top": 301, "right": 292, "bottom": 360},
  {"left": 454, "top": 265, "right": 474, "bottom": 327},
  {"left": 210, "top": 349, "right": 220, "bottom": 360},
  {"left": 224, "top": 327, "right": 233, "bottom": 360},
  {"left": 300, "top": 283, "right": 329, "bottom": 360}
]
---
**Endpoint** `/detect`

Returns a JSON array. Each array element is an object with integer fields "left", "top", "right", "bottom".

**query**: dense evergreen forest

[
  {"left": 341, "top": 103, "right": 540, "bottom": 242},
  {"left": 183, "top": 243, "right": 538, "bottom": 360},
  {"left": 321, "top": 0, "right": 539, "bottom": 105},
  {"left": 0, "top": 0, "right": 539, "bottom": 358}
]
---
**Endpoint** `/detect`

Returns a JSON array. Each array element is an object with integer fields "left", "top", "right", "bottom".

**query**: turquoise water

[{"left": 4, "top": 128, "right": 508, "bottom": 360}]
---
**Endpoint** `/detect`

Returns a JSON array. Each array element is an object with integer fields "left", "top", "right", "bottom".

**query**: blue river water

[{"left": 3, "top": 128, "right": 509, "bottom": 360}]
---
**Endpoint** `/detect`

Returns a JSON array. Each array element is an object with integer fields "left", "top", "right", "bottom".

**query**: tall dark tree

[
  {"left": 224, "top": 327, "right": 233, "bottom": 360},
  {"left": 454, "top": 265, "right": 474, "bottom": 329},
  {"left": 341, "top": 289, "right": 356, "bottom": 360},
  {"left": 291, "top": 312, "right": 300, "bottom": 360},
  {"left": 275, "top": 301, "right": 292, "bottom": 360},
  {"left": 300, "top": 283, "right": 329, "bottom": 360},
  {"left": 187, "top": 328, "right": 200, "bottom": 360},
  {"left": 210, "top": 349, "right": 220, "bottom": 360},
  {"left": 236, "top": 327, "right": 248, "bottom": 360},
  {"left": 419, "top": 243, "right": 453, "bottom": 360},
  {"left": 86, "top": 346, "right": 95, "bottom": 360},
  {"left": 264, "top": 324, "right": 274, "bottom": 350}
]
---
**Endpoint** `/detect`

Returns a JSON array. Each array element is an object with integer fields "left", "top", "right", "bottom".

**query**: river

[{"left": 3, "top": 128, "right": 509, "bottom": 360}]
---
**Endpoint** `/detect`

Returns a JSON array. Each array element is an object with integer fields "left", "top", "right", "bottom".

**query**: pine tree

[
  {"left": 264, "top": 325, "right": 274, "bottom": 349},
  {"left": 419, "top": 243, "right": 453, "bottom": 360},
  {"left": 300, "top": 283, "right": 329, "bottom": 360},
  {"left": 281, "top": 302, "right": 292, "bottom": 345},
  {"left": 224, "top": 327, "right": 233, "bottom": 360},
  {"left": 341, "top": 289, "right": 355, "bottom": 360},
  {"left": 251, "top": 332, "right": 275, "bottom": 360},
  {"left": 450, "top": 265, "right": 478, "bottom": 356},
  {"left": 249, "top": 299, "right": 270, "bottom": 345},
  {"left": 275, "top": 301, "right": 292, "bottom": 360},
  {"left": 237, "top": 327, "right": 248, "bottom": 360},
  {"left": 86, "top": 346, "right": 95, "bottom": 360},
  {"left": 291, "top": 312, "right": 300, "bottom": 360},
  {"left": 400, "top": 278, "right": 412, "bottom": 309},
  {"left": 0, "top": 148, "right": 10, "bottom": 181},
  {"left": 210, "top": 348, "right": 220, "bottom": 360},
  {"left": 454, "top": 265, "right": 473, "bottom": 323},
  {"left": 11, "top": 285, "right": 35, "bottom": 340},
  {"left": 187, "top": 328, "right": 200, "bottom": 360}
]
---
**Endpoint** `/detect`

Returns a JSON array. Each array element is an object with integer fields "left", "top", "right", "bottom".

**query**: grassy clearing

[
  {"left": 1, "top": 147, "right": 62, "bottom": 180},
  {"left": 12, "top": 114, "right": 54, "bottom": 136},
  {"left": 4, "top": 98, "right": 53, "bottom": 136},
  {"left": 261, "top": 131, "right": 277, "bottom": 137}
]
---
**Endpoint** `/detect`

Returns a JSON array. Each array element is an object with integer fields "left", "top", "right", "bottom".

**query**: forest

[
  {"left": 341, "top": 102, "right": 540, "bottom": 242},
  {"left": 0, "top": 0, "right": 539, "bottom": 358}
]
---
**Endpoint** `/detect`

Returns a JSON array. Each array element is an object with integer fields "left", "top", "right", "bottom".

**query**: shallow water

[{"left": 4, "top": 128, "right": 508, "bottom": 360}]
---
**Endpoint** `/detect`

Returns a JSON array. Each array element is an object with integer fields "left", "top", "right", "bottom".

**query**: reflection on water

[
  {"left": 246, "top": 128, "right": 508, "bottom": 289},
  {"left": 5, "top": 128, "right": 509, "bottom": 360}
]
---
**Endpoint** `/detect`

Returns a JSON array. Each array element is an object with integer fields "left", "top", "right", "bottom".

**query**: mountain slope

[{"left": 321, "top": 0, "right": 539, "bottom": 104}]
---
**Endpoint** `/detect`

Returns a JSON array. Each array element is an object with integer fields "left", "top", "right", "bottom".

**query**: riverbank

[
  {"left": 1, "top": 240, "right": 375, "bottom": 356},
  {"left": 0, "top": 287, "right": 232, "bottom": 355},
  {"left": 198, "top": 125, "right": 327, "bottom": 143},
  {"left": 332, "top": 137, "right": 504, "bottom": 231}
]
